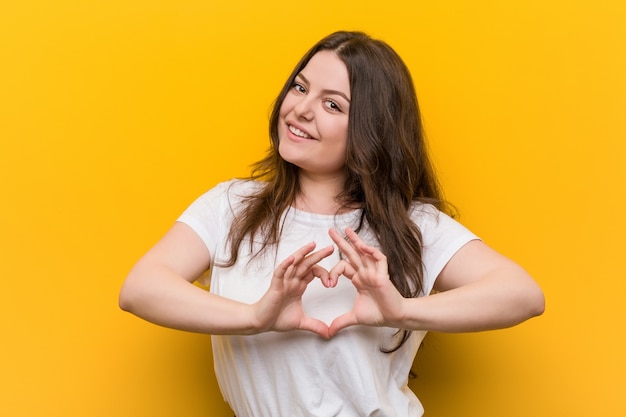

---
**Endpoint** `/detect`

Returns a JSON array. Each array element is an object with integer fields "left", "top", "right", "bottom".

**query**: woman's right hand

[{"left": 251, "top": 242, "right": 335, "bottom": 338}]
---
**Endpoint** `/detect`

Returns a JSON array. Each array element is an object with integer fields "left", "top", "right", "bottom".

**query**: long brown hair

[{"left": 224, "top": 31, "right": 446, "bottom": 351}]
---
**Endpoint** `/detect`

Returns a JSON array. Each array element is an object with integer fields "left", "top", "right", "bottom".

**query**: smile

[{"left": 288, "top": 124, "right": 313, "bottom": 139}]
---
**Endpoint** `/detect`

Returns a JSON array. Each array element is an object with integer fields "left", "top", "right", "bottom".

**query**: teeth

[{"left": 288, "top": 125, "right": 311, "bottom": 139}]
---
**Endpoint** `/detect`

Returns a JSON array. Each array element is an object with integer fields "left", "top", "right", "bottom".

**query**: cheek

[
  {"left": 333, "top": 120, "right": 349, "bottom": 145},
  {"left": 276, "top": 101, "right": 291, "bottom": 139},
  {"left": 279, "top": 95, "right": 295, "bottom": 118}
]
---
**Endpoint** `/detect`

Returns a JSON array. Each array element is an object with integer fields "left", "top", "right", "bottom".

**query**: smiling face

[{"left": 278, "top": 50, "right": 351, "bottom": 180}]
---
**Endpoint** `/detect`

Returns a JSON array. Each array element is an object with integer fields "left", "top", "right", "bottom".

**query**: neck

[{"left": 294, "top": 171, "right": 346, "bottom": 215}]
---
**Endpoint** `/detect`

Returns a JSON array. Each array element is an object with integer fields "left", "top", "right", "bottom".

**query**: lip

[{"left": 285, "top": 120, "right": 316, "bottom": 141}]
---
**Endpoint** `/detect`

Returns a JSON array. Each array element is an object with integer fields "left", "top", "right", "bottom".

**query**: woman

[{"left": 119, "top": 31, "right": 544, "bottom": 416}]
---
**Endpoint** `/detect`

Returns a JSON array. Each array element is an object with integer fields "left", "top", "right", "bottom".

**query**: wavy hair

[{"left": 223, "top": 31, "right": 447, "bottom": 351}]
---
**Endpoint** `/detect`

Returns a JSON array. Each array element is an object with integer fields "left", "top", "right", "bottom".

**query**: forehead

[{"left": 298, "top": 50, "right": 350, "bottom": 97}]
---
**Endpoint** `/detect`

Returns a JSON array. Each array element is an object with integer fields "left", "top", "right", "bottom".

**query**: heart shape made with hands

[{"left": 265, "top": 227, "right": 401, "bottom": 339}]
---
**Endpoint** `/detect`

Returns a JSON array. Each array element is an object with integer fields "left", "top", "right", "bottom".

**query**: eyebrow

[{"left": 297, "top": 73, "right": 351, "bottom": 103}]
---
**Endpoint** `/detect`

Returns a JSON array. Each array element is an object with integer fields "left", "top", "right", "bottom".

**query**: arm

[
  {"left": 327, "top": 228, "right": 544, "bottom": 336},
  {"left": 119, "top": 222, "right": 257, "bottom": 334},
  {"left": 119, "top": 222, "right": 334, "bottom": 337},
  {"left": 404, "top": 239, "right": 545, "bottom": 332}
]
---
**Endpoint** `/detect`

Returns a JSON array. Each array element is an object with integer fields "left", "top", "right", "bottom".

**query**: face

[{"left": 278, "top": 50, "right": 351, "bottom": 180}]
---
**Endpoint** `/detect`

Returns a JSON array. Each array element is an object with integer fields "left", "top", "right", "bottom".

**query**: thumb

[
  {"left": 299, "top": 316, "right": 331, "bottom": 339},
  {"left": 328, "top": 313, "right": 358, "bottom": 337}
]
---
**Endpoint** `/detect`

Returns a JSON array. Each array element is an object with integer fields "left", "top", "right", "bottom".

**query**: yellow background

[{"left": 1, "top": 1, "right": 624, "bottom": 416}]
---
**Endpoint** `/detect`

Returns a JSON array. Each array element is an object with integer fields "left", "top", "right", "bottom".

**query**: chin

[{"left": 277, "top": 142, "right": 300, "bottom": 166}]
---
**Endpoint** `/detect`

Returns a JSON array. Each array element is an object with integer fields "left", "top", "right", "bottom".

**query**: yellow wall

[{"left": 1, "top": 1, "right": 624, "bottom": 416}]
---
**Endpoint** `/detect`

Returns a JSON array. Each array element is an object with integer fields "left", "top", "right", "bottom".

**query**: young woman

[{"left": 119, "top": 31, "right": 544, "bottom": 416}]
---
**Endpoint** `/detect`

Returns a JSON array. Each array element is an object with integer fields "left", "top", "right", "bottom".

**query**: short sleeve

[
  {"left": 411, "top": 204, "right": 479, "bottom": 295},
  {"left": 176, "top": 180, "right": 240, "bottom": 260}
]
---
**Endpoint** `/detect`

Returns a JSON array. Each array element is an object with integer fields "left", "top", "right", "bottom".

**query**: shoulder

[
  {"left": 221, "top": 178, "right": 264, "bottom": 194},
  {"left": 409, "top": 201, "right": 477, "bottom": 242},
  {"left": 409, "top": 202, "right": 444, "bottom": 228},
  {"left": 409, "top": 202, "right": 479, "bottom": 293},
  {"left": 176, "top": 179, "right": 266, "bottom": 248},
  {"left": 195, "top": 179, "right": 264, "bottom": 204},
  {"left": 178, "top": 179, "right": 264, "bottom": 222}
]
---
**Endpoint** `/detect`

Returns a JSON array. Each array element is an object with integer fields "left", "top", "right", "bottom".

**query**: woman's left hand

[{"left": 327, "top": 227, "right": 406, "bottom": 337}]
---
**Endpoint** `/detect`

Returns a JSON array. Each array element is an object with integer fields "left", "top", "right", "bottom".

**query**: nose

[{"left": 293, "top": 95, "right": 314, "bottom": 120}]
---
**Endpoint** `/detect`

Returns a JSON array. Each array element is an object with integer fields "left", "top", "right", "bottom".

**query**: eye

[
  {"left": 324, "top": 99, "right": 342, "bottom": 112},
  {"left": 292, "top": 82, "right": 307, "bottom": 94}
]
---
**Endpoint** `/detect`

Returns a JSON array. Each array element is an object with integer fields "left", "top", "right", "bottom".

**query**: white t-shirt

[{"left": 178, "top": 179, "right": 478, "bottom": 417}]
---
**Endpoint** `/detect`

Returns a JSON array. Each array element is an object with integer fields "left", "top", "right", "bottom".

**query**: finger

[
  {"left": 290, "top": 245, "right": 334, "bottom": 282},
  {"left": 353, "top": 237, "right": 386, "bottom": 262},
  {"left": 281, "top": 243, "right": 326, "bottom": 281},
  {"left": 310, "top": 264, "right": 332, "bottom": 287},
  {"left": 344, "top": 227, "right": 379, "bottom": 260},
  {"left": 275, "top": 242, "right": 317, "bottom": 280},
  {"left": 273, "top": 255, "right": 296, "bottom": 279},
  {"left": 328, "top": 228, "right": 363, "bottom": 268},
  {"left": 344, "top": 227, "right": 365, "bottom": 246},
  {"left": 328, "top": 228, "right": 352, "bottom": 252},
  {"left": 328, "top": 313, "right": 358, "bottom": 337},
  {"left": 329, "top": 259, "right": 356, "bottom": 283},
  {"left": 353, "top": 241, "right": 389, "bottom": 277},
  {"left": 343, "top": 228, "right": 389, "bottom": 273},
  {"left": 299, "top": 245, "right": 334, "bottom": 269},
  {"left": 290, "top": 241, "right": 318, "bottom": 265},
  {"left": 299, "top": 317, "right": 331, "bottom": 339}
]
